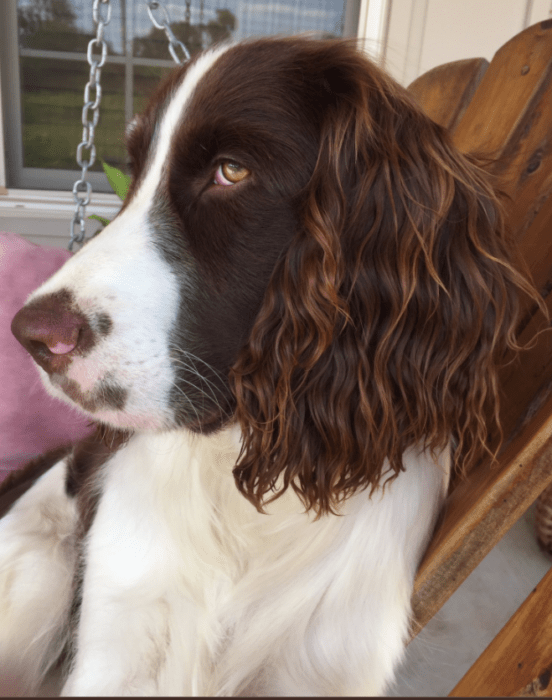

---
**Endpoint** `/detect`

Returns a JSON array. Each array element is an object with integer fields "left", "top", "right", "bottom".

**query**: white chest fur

[{"left": 63, "top": 427, "right": 448, "bottom": 696}]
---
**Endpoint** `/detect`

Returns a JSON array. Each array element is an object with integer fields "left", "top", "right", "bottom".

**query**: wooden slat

[
  {"left": 407, "top": 58, "right": 488, "bottom": 131},
  {"left": 449, "top": 565, "right": 552, "bottom": 697},
  {"left": 452, "top": 20, "right": 552, "bottom": 240},
  {"left": 453, "top": 19, "right": 552, "bottom": 155},
  {"left": 410, "top": 391, "right": 552, "bottom": 637}
]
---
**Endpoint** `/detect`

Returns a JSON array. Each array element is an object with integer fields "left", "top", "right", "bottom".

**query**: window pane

[
  {"left": 131, "top": 1, "right": 348, "bottom": 59},
  {"left": 19, "top": 0, "right": 123, "bottom": 56},
  {"left": 133, "top": 64, "right": 172, "bottom": 115},
  {"left": 20, "top": 57, "right": 126, "bottom": 173},
  {"left": 10, "top": 0, "right": 359, "bottom": 191}
]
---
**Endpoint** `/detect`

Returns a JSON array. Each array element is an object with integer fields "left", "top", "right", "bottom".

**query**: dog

[{"left": 1, "top": 37, "right": 536, "bottom": 696}]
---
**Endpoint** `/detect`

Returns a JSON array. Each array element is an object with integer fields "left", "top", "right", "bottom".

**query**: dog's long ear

[{"left": 230, "top": 41, "right": 539, "bottom": 517}]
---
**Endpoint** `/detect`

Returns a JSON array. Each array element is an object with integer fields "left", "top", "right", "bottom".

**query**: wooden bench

[{"left": 407, "top": 19, "right": 552, "bottom": 696}]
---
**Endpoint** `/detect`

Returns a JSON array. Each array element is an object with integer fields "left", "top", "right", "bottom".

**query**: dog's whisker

[
  {"left": 169, "top": 358, "right": 229, "bottom": 416},
  {"left": 172, "top": 366, "right": 226, "bottom": 413},
  {"left": 168, "top": 343, "right": 230, "bottom": 385},
  {"left": 170, "top": 383, "right": 203, "bottom": 426},
  {"left": 169, "top": 371, "right": 226, "bottom": 423}
]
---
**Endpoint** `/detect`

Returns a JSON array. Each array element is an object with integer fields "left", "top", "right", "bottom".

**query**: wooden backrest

[{"left": 407, "top": 19, "right": 552, "bottom": 637}]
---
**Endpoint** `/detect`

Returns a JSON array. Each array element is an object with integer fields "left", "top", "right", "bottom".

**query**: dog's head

[{"left": 12, "top": 38, "right": 536, "bottom": 513}]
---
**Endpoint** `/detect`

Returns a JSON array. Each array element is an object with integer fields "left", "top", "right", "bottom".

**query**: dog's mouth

[{"left": 50, "top": 372, "right": 128, "bottom": 415}]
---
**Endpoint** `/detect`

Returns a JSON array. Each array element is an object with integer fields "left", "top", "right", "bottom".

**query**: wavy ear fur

[{"left": 230, "top": 41, "right": 539, "bottom": 517}]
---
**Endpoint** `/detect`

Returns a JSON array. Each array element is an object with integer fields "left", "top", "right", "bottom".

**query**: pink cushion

[{"left": 0, "top": 232, "right": 93, "bottom": 483}]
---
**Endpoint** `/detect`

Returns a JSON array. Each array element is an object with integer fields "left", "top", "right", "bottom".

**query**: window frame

[
  {"left": 0, "top": 0, "right": 182, "bottom": 193},
  {"left": 0, "top": 0, "right": 375, "bottom": 198}
]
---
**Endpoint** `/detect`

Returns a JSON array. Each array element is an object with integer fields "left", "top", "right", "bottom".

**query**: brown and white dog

[{"left": 1, "top": 37, "right": 534, "bottom": 696}]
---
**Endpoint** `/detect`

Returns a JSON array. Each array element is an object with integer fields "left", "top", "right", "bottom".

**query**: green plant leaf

[
  {"left": 88, "top": 214, "right": 112, "bottom": 227},
  {"left": 101, "top": 160, "right": 131, "bottom": 201}
]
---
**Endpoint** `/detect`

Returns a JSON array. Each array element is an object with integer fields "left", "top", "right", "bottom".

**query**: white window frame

[
  {"left": 0, "top": 61, "right": 6, "bottom": 196},
  {"left": 0, "top": 0, "right": 378, "bottom": 239}
]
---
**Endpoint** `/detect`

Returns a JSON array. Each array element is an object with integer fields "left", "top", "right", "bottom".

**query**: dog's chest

[{"left": 80, "top": 429, "right": 324, "bottom": 616}]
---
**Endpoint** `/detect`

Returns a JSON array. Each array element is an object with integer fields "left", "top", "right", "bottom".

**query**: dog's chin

[
  {"left": 40, "top": 368, "right": 230, "bottom": 434},
  {"left": 37, "top": 369, "right": 166, "bottom": 432}
]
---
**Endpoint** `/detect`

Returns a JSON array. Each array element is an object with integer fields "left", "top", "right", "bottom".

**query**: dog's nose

[{"left": 11, "top": 292, "right": 89, "bottom": 374}]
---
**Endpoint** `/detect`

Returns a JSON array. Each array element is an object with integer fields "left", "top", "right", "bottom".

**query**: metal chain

[
  {"left": 70, "top": 0, "right": 187, "bottom": 251},
  {"left": 146, "top": 1, "right": 191, "bottom": 64},
  {"left": 69, "top": 0, "right": 111, "bottom": 251},
  {"left": 199, "top": 0, "right": 205, "bottom": 49}
]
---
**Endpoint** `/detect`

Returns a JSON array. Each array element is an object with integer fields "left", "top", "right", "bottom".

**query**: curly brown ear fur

[{"left": 230, "top": 41, "right": 539, "bottom": 517}]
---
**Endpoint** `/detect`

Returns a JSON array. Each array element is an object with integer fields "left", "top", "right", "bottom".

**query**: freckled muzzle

[{"left": 11, "top": 287, "right": 131, "bottom": 418}]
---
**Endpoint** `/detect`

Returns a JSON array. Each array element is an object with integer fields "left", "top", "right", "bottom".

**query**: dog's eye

[{"left": 214, "top": 162, "right": 250, "bottom": 186}]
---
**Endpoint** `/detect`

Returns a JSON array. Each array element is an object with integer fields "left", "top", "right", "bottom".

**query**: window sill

[
  {"left": 0, "top": 188, "right": 121, "bottom": 220},
  {"left": 0, "top": 188, "right": 121, "bottom": 248}
]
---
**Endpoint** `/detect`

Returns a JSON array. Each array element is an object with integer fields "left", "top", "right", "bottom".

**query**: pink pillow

[{"left": 0, "top": 232, "right": 93, "bottom": 483}]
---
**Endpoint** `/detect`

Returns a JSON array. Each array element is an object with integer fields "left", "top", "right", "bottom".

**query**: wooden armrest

[{"left": 411, "top": 391, "right": 552, "bottom": 637}]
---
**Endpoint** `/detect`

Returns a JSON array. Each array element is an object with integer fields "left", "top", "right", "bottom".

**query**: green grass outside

[
  {"left": 22, "top": 90, "right": 127, "bottom": 170},
  {"left": 20, "top": 58, "right": 171, "bottom": 173}
]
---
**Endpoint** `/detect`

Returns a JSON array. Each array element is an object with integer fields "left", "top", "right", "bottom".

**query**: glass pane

[
  {"left": 131, "top": 0, "right": 347, "bottom": 59},
  {"left": 14, "top": 0, "right": 357, "bottom": 190},
  {"left": 133, "top": 64, "right": 173, "bottom": 115},
  {"left": 19, "top": 56, "right": 126, "bottom": 173},
  {"left": 19, "top": 0, "right": 124, "bottom": 56}
]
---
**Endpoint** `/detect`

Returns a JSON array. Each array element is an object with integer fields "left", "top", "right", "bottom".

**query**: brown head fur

[{"left": 229, "top": 39, "right": 539, "bottom": 516}]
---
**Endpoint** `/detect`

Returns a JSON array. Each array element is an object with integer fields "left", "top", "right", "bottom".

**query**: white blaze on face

[{"left": 26, "top": 45, "right": 232, "bottom": 431}]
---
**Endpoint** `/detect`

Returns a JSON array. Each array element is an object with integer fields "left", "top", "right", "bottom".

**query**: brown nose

[{"left": 11, "top": 291, "right": 90, "bottom": 374}]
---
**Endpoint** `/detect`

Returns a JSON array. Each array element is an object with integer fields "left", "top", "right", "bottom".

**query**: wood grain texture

[
  {"left": 518, "top": 192, "right": 552, "bottom": 297},
  {"left": 407, "top": 58, "right": 488, "bottom": 131},
  {"left": 453, "top": 20, "right": 552, "bottom": 158},
  {"left": 487, "top": 20, "right": 552, "bottom": 508},
  {"left": 410, "top": 392, "right": 552, "bottom": 638},
  {"left": 449, "top": 565, "right": 552, "bottom": 696},
  {"left": 452, "top": 21, "right": 552, "bottom": 240}
]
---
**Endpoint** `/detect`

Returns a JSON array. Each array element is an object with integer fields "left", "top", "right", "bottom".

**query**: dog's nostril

[
  {"left": 29, "top": 336, "right": 78, "bottom": 356},
  {"left": 47, "top": 338, "right": 78, "bottom": 355}
]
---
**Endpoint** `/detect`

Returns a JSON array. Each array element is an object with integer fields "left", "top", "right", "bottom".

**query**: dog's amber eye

[{"left": 214, "top": 162, "right": 250, "bottom": 186}]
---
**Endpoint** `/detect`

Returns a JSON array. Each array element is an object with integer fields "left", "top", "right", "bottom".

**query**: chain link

[
  {"left": 69, "top": 0, "right": 111, "bottom": 251},
  {"left": 146, "top": 1, "right": 191, "bottom": 64},
  {"left": 199, "top": 0, "right": 205, "bottom": 49},
  {"left": 70, "top": 0, "right": 189, "bottom": 251}
]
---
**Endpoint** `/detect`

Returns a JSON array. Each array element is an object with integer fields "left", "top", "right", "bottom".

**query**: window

[{"left": 0, "top": 0, "right": 361, "bottom": 193}]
